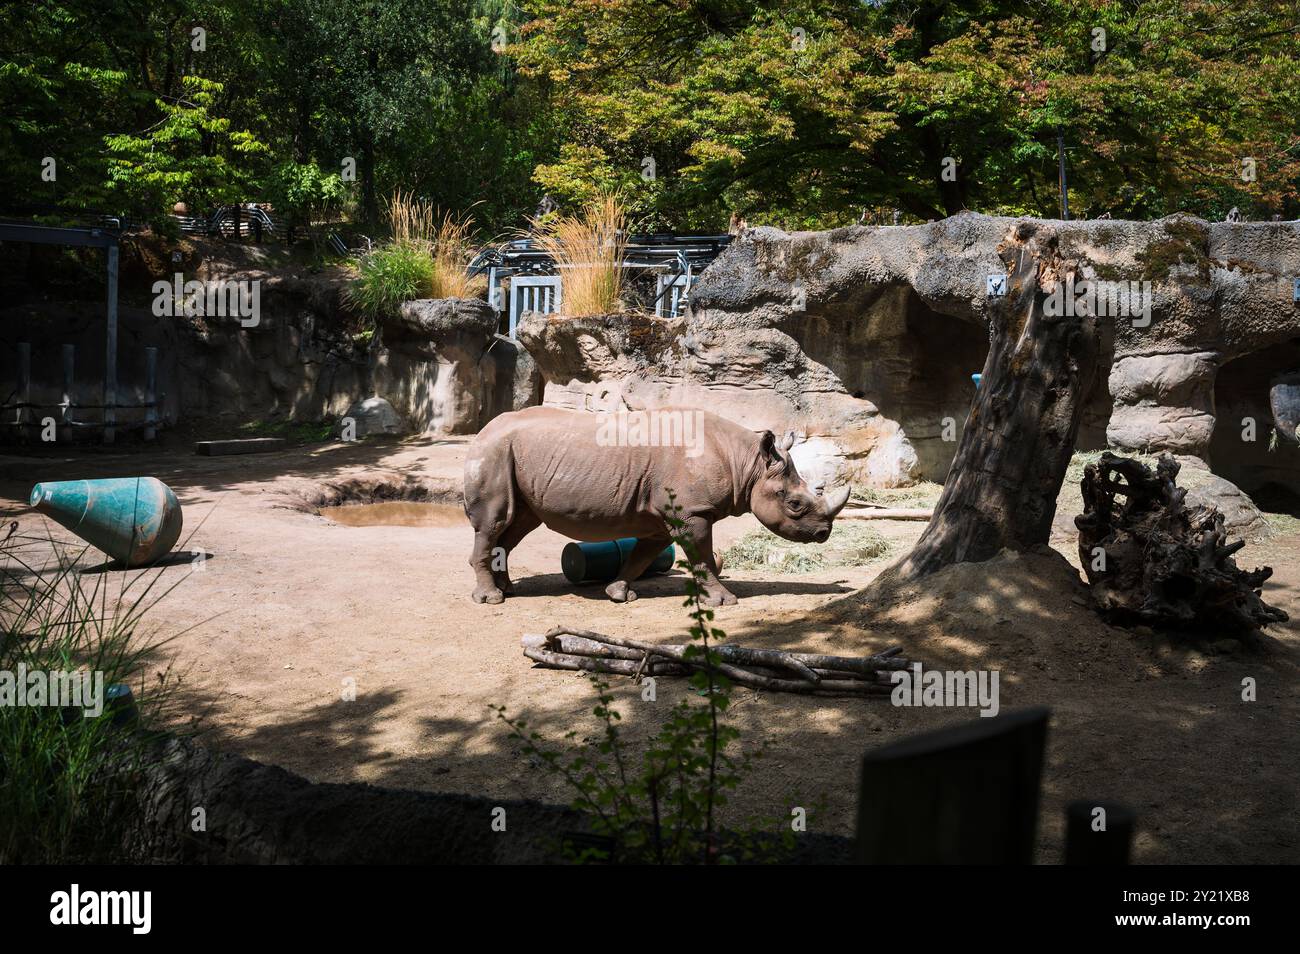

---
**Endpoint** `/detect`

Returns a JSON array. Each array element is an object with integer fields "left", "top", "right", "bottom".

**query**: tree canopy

[{"left": 1, "top": 0, "right": 1295, "bottom": 234}]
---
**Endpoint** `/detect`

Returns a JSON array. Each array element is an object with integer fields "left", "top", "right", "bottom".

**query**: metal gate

[{"left": 507, "top": 276, "right": 562, "bottom": 338}]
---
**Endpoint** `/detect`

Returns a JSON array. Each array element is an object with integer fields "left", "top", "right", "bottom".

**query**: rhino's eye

[{"left": 786, "top": 498, "right": 806, "bottom": 516}]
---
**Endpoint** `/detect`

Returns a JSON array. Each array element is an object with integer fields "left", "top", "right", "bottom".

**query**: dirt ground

[{"left": 2, "top": 435, "right": 1296, "bottom": 864}]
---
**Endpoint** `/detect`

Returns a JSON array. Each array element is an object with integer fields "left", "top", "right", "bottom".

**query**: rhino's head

[{"left": 749, "top": 430, "right": 851, "bottom": 544}]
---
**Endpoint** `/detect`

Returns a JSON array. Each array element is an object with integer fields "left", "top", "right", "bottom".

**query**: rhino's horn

[{"left": 825, "top": 485, "right": 851, "bottom": 518}]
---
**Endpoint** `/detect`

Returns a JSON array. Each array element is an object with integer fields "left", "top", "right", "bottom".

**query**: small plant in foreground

[
  {"left": 496, "top": 491, "right": 801, "bottom": 864},
  {"left": 0, "top": 519, "right": 190, "bottom": 862}
]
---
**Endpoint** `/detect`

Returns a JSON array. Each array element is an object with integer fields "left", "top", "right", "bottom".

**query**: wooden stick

[
  {"left": 523, "top": 647, "right": 688, "bottom": 677},
  {"left": 525, "top": 648, "right": 895, "bottom": 696},
  {"left": 522, "top": 633, "right": 644, "bottom": 661},
  {"left": 840, "top": 506, "right": 934, "bottom": 521},
  {"left": 540, "top": 627, "right": 912, "bottom": 674},
  {"left": 540, "top": 628, "right": 897, "bottom": 696}
]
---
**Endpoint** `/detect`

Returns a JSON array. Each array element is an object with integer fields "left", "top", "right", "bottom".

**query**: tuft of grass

[
  {"left": 346, "top": 192, "right": 485, "bottom": 319},
  {"left": 0, "top": 523, "right": 191, "bottom": 862},
  {"left": 1265, "top": 512, "right": 1300, "bottom": 536},
  {"left": 387, "top": 188, "right": 436, "bottom": 248},
  {"left": 239, "top": 419, "right": 335, "bottom": 444},
  {"left": 529, "top": 192, "right": 627, "bottom": 316},
  {"left": 852, "top": 481, "right": 943, "bottom": 508},
  {"left": 722, "top": 523, "right": 895, "bottom": 574},
  {"left": 430, "top": 210, "right": 487, "bottom": 299}
]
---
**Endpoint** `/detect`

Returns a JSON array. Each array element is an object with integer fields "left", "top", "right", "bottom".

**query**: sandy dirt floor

[{"left": 2, "top": 436, "right": 1296, "bottom": 863}]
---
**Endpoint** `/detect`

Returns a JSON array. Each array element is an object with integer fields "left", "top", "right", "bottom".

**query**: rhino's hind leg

[
  {"left": 605, "top": 536, "right": 672, "bottom": 603},
  {"left": 492, "top": 508, "right": 541, "bottom": 594},
  {"left": 466, "top": 450, "right": 518, "bottom": 605},
  {"left": 470, "top": 525, "right": 506, "bottom": 604}
]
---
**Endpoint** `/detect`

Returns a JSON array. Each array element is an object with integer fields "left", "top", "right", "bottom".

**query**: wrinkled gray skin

[{"left": 463, "top": 406, "right": 851, "bottom": 605}]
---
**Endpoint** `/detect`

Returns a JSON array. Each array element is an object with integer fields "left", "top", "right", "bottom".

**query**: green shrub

[{"left": 346, "top": 242, "right": 436, "bottom": 320}]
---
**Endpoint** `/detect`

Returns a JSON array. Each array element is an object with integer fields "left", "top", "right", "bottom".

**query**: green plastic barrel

[
  {"left": 29, "top": 477, "right": 183, "bottom": 567},
  {"left": 561, "top": 538, "right": 675, "bottom": 584}
]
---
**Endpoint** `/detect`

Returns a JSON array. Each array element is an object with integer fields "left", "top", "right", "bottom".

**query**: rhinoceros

[{"left": 463, "top": 406, "right": 851, "bottom": 605}]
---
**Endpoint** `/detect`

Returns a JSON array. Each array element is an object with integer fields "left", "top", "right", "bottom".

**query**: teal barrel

[
  {"left": 29, "top": 477, "right": 183, "bottom": 567},
  {"left": 561, "top": 539, "right": 675, "bottom": 584}
]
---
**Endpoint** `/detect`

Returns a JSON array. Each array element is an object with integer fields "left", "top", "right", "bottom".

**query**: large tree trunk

[{"left": 884, "top": 222, "right": 1100, "bottom": 584}]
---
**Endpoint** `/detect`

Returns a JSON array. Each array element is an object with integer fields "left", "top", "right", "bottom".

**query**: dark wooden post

[
  {"left": 144, "top": 346, "right": 158, "bottom": 441},
  {"left": 16, "top": 342, "right": 31, "bottom": 440},
  {"left": 104, "top": 238, "right": 119, "bottom": 444},
  {"left": 856, "top": 707, "right": 1051, "bottom": 864},
  {"left": 61, "top": 343, "right": 75, "bottom": 441},
  {"left": 882, "top": 223, "right": 1100, "bottom": 584},
  {"left": 1064, "top": 800, "right": 1136, "bottom": 865}
]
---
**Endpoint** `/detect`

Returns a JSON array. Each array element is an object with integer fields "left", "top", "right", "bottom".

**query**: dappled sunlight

[{"left": 3, "top": 434, "right": 1297, "bottom": 862}]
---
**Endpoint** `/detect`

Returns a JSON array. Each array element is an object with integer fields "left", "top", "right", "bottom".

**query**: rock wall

[
  {"left": 0, "top": 238, "right": 538, "bottom": 441},
  {"left": 376, "top": 298, "right": 539, "bottom": 435},
  {"left": 520, "top": 213, "right": 1300, "bottom": 490}
]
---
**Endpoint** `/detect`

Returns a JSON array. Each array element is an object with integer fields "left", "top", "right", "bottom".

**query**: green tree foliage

[
  {"left": 0, "top": 0, "right": 549, "bottom": 234},
  {"left": 0, "top": 0, "right": 1293, "bottom": 235},
  {"left": 514, "top": 0, "right": 1300, "bottom": 229},
  {"left": 102, "top": 76, "right": 268, "bottom": 221}
]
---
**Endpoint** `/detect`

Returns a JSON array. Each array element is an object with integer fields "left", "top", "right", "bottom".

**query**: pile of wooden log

[
  {"left": 521, "top": 626, "right": 913, "bottom": 696},
  {"left": 1075, "top": 451, "right": 1288, "bottom": 633}
]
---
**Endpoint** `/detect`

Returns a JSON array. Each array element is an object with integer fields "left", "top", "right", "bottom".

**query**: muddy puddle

[{"left": 318, "top": 502, "right": 466, "bottom": 528}]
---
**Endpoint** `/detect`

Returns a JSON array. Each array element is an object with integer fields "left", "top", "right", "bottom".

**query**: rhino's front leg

[
  {"left": 682, "top": 517, "right": 736, "bottom": 606},
  {"left": 605, "top": 535, "right": 671, "bottom": 603}
]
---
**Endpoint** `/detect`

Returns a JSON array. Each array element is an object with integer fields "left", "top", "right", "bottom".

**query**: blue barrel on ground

[
  {"left": 28, "top": 477, "right": 183, "bottom": 567},
  {"left": 561, "top": 539, "right": 675, "bottom": 584}
]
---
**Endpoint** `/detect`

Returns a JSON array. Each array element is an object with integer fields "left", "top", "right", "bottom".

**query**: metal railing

[{"left": 468, "top": 232, "right": 732, "bottom": 334}]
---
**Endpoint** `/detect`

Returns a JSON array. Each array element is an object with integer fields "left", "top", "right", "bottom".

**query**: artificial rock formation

[
  {"left": 376, "top": 298, "right": 539, "bottom": 434},
  {"left": 0, "top": 238, "right": 540, "bottom": 441},
  {"left": 519, "top": 213, "right": 1300, "bottom": 491}
]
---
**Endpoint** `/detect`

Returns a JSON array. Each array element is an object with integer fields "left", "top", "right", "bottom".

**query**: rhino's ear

[{"left": 758, "top": 430, "right": 789, "bottom": 476}]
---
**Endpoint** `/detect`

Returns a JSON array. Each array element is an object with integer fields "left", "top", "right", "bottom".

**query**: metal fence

[
  {"left": 3, "top": 342, "right": 161, "bottom": 443},
  {"left": 469, "top": 233, "right": 733, "bottom": 337}
]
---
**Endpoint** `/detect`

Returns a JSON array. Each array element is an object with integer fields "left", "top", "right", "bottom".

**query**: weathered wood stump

[
  {"left": 883, "top": 222, "right": 1099, "bottom": 584},
  {"left": 1075, "top": 452, "right": 1287, "bottom": 633}
]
